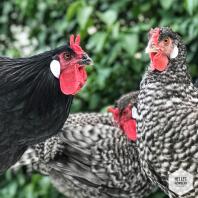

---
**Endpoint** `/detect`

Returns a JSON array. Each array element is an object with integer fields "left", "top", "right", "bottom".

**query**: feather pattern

[
  {"left": 137, "top": 27, "right": 198, "bottom": 197},
  {"left": 0, "top": 45, "right": 74, "bottom": 173},
  {"left": 13, "top": 111, "right": 156, "bottom": 198}
]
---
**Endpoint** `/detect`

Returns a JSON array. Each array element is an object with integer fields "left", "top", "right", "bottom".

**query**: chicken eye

[
  {"left": 63, "top": 52, "right": 71, "bottom": 60},
  {"left": 163, "top": 38, "right": 169, "bottom": 45}
]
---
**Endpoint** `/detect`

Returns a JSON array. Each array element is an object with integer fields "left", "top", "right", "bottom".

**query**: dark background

[{"left": 0, "top": 0, "right": 198, "bottom": 197}]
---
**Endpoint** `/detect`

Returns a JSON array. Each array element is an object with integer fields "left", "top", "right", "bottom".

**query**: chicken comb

[
  {"left": 149, "top": 28, "right": 160, "bottom": 45},
  {"left": 69, "top": 34, "right": 83, "bottom": 55},
  {"left": 108, "top": 106, "right": 119, "bottom": 122}
]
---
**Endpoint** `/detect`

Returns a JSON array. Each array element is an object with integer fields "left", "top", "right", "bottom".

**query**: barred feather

[
  {"left": 13, "top": 105, "right": 156, "bottom": 198},
  {"left": 137, "top": 27, "right": 198, "bottom": 197}
]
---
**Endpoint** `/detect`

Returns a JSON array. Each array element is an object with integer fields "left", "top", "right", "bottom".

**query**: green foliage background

[{"left": 0, "top": 0, "right": 198, "bottom": 197}]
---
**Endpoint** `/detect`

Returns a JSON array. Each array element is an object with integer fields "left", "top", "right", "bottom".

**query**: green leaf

[
  {"left": 185, "top": 0, "right": 198, "bottom": 15},
  {"left": 107, "top": 43, "right": 121, "bottom": 64},
  {"left": 186, "top": 0, "right": 194, "bottom": 15},
  {"left": 160, "top": 0, "right": 173, "bottom": 10},
  {"left": 97, "top": 68, "right": 112, "bottom": 88},
  {"left": 97, "top": 10, "right": 117, "bottom": 26},
  {"left": 66, "top": 1, "right": 82, "bottom": 21},
  {"left": 77, "top": 6, "right": 93, "bottom": 29},
  {"left": 122, "top": 34, "right": 138, "bottom": 55},
  {"left": 87, "top": 32, "right": 107, "bottom": 52},
  {"left": 112, "top": 22, "right": 120, "bottom": 39}
]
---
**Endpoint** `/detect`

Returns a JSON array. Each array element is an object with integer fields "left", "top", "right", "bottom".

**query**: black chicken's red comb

[{"left": 69, "top": 34, "right": 83, "bottom": 55}]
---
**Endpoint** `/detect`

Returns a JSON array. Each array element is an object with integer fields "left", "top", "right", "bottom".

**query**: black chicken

[
  {"left": 0, "top": 35, "right": 92, "bottom": 173},
  {"left": 13, "top": 91, "right": 156, "bottom": 198},
  {"left": 136, "top": 27, "right": 198, "bottom": 197}
]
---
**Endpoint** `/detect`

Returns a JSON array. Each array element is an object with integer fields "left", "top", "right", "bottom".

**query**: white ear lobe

[
  {"left": 170, "top": 45, "right": 178, "bottom": 59},
  {"left": 132, "top": 106, "right": 138, "bottom": 120},
  {"left": 50, "top": 60, "right": 60, "bottom": 78}
]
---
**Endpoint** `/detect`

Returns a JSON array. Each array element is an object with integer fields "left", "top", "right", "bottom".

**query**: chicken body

[
  {"left": 0, "top": 36, "right": 91, "bottom": 173},
  {"left": 136, "top": 27, "right": 198, "bottom": 197},
  {"left": 14, "top": 104, "right": 155, "bottom": 198}
]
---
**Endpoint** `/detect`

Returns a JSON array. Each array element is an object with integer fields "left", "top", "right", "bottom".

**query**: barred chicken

[
  {"left": 13, "top": 91, "right": 156, "bottom": 198},
  {"left": 136, "top": 27, "right": 198, "bottom": 197},
  {"left": 0, "top": 35, "right": 92, "bottom": 173}
]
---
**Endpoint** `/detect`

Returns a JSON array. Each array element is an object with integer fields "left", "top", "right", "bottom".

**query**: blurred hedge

[{"left": 0, "top": 0, "right": 198, "bottom": 197}]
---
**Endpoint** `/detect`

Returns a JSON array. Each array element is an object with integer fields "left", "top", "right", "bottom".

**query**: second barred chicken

[{"left": 13, "top": 92, "right": 156, "bottom": 198}]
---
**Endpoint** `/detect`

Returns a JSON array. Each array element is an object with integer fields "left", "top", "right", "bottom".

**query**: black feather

[
  {"left": 0, "top": 45, "right": 73, "bottom": 115},
  {"left": 0, "top": 45, "right": 74, "bottom": 173}
]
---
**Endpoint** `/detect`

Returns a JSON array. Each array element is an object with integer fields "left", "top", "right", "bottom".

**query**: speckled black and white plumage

[
  {"left": 14, "top": 110, "right": 156, "bottom": 198},
  {"left": 0, "top": 46, "right": 74, "bottom": 173},
  {"left": 136, "top": 27, "right": 198, "bottom": 197}
]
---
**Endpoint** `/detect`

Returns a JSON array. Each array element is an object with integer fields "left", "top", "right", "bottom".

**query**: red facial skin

[
  {"left": 108, "top": 105, "right": 137, "bottom": 141},
  {"left": 148, "top": 28, "right": 174, "bottom": 72},
  {"left": 58, "top": 35, "right": 87, "bottom": 95},
  {"left": 149, "top": 51, "right": 169, "bottom": 72}
]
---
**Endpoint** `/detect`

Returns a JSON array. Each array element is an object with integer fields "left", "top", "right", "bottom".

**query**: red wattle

[
  {"left": 122, "top": 119, "right": 137, "bottom": 141},
  {"left": 60, "top": 64, "right": 87, "bottom": 95},
  {"left": 108, "top": 105, "right": 137, "bottom": 141},
  {"left": 150, "top": 52, "right": 168, "bottom": 71}
]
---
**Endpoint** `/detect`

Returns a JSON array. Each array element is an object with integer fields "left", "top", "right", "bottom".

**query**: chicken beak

[
  {"left": 79, "top": 53, "right": 93, "bottom": 66},
  {"left": 145, "top": 41, "right": 158, "bottom": 53}
]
